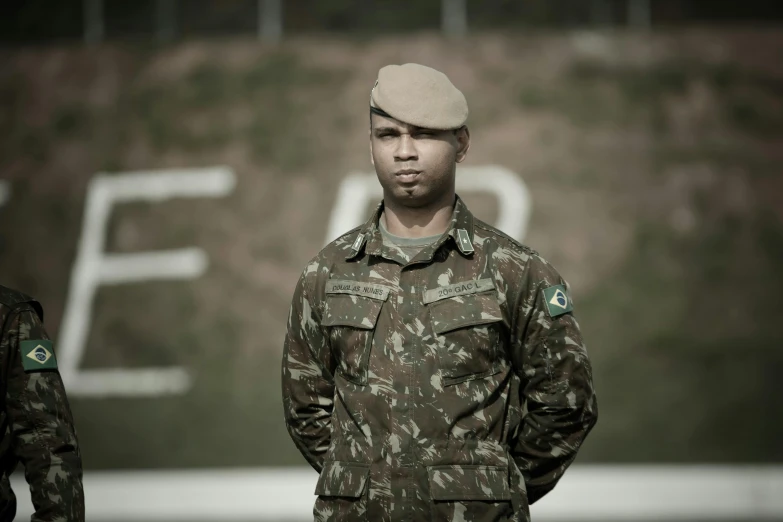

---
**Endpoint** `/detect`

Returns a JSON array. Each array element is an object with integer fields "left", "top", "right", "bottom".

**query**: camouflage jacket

[
  {"left": 282, "top": 196, "right": 597, "bottom": 522},
  {"left": 0, "top": 286, "right": 84, "bottom": 522}
]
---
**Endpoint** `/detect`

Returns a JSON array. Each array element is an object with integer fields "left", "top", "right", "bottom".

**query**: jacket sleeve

[
  {"left": 281, "top": 268, "right": 335, "bottom": 473},
  {"left": 4, "top": 307, "right": 85, "bottom": 521},
  {"left": 509, "top": 255, "right": 598, "bottom": 505}
]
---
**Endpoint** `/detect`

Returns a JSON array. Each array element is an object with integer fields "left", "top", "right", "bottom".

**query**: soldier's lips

[{"left": 395, "top": 170, "right": 421, "bottom": 183}]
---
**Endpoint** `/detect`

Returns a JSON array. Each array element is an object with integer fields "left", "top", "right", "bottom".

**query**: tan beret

[{"left": 370, "top": 63, "right": 468, "bottom": 130}]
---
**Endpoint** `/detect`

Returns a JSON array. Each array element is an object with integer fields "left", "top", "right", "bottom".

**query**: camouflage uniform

[
  {"left": 282, "top": 197, "right": 598, "bottom": 521},
  {"left": 0, "top": 286, "right": 85, "bottom": 522}
]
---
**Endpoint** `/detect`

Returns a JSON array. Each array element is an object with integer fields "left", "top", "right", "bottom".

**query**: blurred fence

[{"left": 2, "top": 0, "right": 783, "bottom": 45}]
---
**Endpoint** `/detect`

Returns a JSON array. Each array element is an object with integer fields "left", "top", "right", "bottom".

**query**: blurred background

[{"left": 1, "top": 0, "right": 782, "bottom": 520}]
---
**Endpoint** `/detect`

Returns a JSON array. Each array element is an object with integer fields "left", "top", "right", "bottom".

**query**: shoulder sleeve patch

[
  {"left": 543, "top": 284, "right": 573, "bottom": 318},
  {"left": 20, "top": 340, "right": 58, "bottom": 372}
]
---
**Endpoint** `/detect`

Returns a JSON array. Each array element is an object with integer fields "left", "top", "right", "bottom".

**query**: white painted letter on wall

[{"left": 58, "top": 167, "right": 236, "bottom": 398}]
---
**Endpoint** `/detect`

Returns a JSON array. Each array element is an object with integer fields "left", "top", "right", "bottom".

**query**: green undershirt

[{"left": 379, "top": 218, "right": 441, "bottom": 262}]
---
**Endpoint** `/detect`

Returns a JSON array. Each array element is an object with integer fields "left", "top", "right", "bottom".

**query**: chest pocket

[
  {"left": 426, "top": 281, "right": 506, "bottom": 386},
  {"left": 322, "top": 280, "right": 391, "bottom": 386}
]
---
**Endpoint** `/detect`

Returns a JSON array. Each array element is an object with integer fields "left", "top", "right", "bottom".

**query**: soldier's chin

[{"left": 396, "top": 189, "right": 436, "bottom": 208}]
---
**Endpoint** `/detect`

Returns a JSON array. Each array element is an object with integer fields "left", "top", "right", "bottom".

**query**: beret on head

[{"left": 370, "top": 63, "right": 468, "bottom": 130}]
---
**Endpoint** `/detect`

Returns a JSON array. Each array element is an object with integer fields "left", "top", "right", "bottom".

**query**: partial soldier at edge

[{"left": 0, "top": 285, "right": 85, "bottom": 522}]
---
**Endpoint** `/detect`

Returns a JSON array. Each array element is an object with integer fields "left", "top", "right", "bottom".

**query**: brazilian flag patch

[
  {"left": 20, "top": 340, "right": 58, "bottom": 372},
  {"left": 543, "top": 285, "right": 573, "bottom": 318}
]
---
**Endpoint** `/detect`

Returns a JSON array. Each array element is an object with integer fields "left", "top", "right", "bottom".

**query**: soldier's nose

[{"left": 394, "top": 135, "right": 418, "bottom": 161}]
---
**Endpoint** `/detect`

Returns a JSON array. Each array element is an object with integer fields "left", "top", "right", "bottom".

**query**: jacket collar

[{"left": 346, "top": 194, "right": 475, "bottom": 261}]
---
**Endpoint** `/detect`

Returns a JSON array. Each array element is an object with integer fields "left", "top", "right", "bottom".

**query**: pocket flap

[
  {"left": 322, "top": 294, "right": 384, "bottom": 329},
  {"left": 428, "top": 465, "right": 510, "bottom": 501},
  {"left": 315, "top": 461, "right": 370, "bottom": 498},
  {"left": 429, "top": 293, "right": 504, "bottom": 335}
]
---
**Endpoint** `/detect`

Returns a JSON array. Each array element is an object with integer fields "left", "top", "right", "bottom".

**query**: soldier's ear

[{"left": 455, "top": 126, "right": 470, "bottom": 163}]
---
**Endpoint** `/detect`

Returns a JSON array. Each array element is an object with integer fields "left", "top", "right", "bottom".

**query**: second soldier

[{"left": 0, "top": 285, "right": 84, "bottom": 522}]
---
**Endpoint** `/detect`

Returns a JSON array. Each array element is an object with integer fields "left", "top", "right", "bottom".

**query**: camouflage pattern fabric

[
  {"left": 282, "top": 196, "right": 598, "bottom": 521},
  {"left": 0, "top": 285, "right": 84, "bottom": 522}
]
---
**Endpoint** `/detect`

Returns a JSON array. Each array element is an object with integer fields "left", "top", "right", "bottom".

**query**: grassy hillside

[{"left": 1, "top": 28, "right": 782, "bottom": 468}]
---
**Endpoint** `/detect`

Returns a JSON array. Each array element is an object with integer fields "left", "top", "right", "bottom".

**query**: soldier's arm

[
  {"left": 5, "top": 307, "right": 85, "bottom": 521},
  {"left": 509, "top": 255, "right": 598, "bottom": 505},
  {"left": 281, "top": 268, "right": 334, "bottom": 473}
]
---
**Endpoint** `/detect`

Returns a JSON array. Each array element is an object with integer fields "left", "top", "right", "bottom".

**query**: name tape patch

[
  {"left": 423, "top": 278, "right": 495, "bottom": 304},
  {"left": 326, "top": 280, "right": 392, "bottom": 301},
  {"left": 20, "top": 339, "right": 58, "bottom": 372}
]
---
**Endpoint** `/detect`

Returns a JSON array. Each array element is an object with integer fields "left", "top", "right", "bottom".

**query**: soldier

[
  {"left": 0, "top": 285, "right": 84, "bottom": 521},
  {"left": 282, "top": 63, "right": 597, "bottom": 521}
]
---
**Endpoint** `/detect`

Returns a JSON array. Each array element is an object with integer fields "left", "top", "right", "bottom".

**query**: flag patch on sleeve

[
  {"left": 543, "top": 285, "right": 573, "bottom": 318},
  {"left": 20, "top": 340, "right": 58, "bottom": 372}
]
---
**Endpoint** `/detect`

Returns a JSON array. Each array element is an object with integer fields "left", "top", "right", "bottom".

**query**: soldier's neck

[{"left": 381, "top": 194, "right": 455, "bottom": 239}]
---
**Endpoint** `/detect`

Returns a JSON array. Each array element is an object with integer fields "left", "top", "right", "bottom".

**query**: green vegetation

[
  {"left": 518, "top": 58, "right": 783, "bottom": 134},
  {"left": 125, "top": 53, "right": 346, "bottom": 171},
  {"left": 579, "top": 211, "right": 783, "bottom": 462}
]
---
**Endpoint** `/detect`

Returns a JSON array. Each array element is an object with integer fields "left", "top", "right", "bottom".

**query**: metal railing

[{"left": 79, "top": 0, "right": 654, "bottom": 45}]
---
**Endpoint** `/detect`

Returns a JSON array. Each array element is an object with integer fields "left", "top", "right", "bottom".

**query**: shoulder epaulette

[{"left": 473, "top": 220, "right": 538, "bottom": 258}]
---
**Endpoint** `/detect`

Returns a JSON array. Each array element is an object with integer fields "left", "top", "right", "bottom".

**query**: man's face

[{"left": 370, "top": 113, "right": 470, "bottom": 209}]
